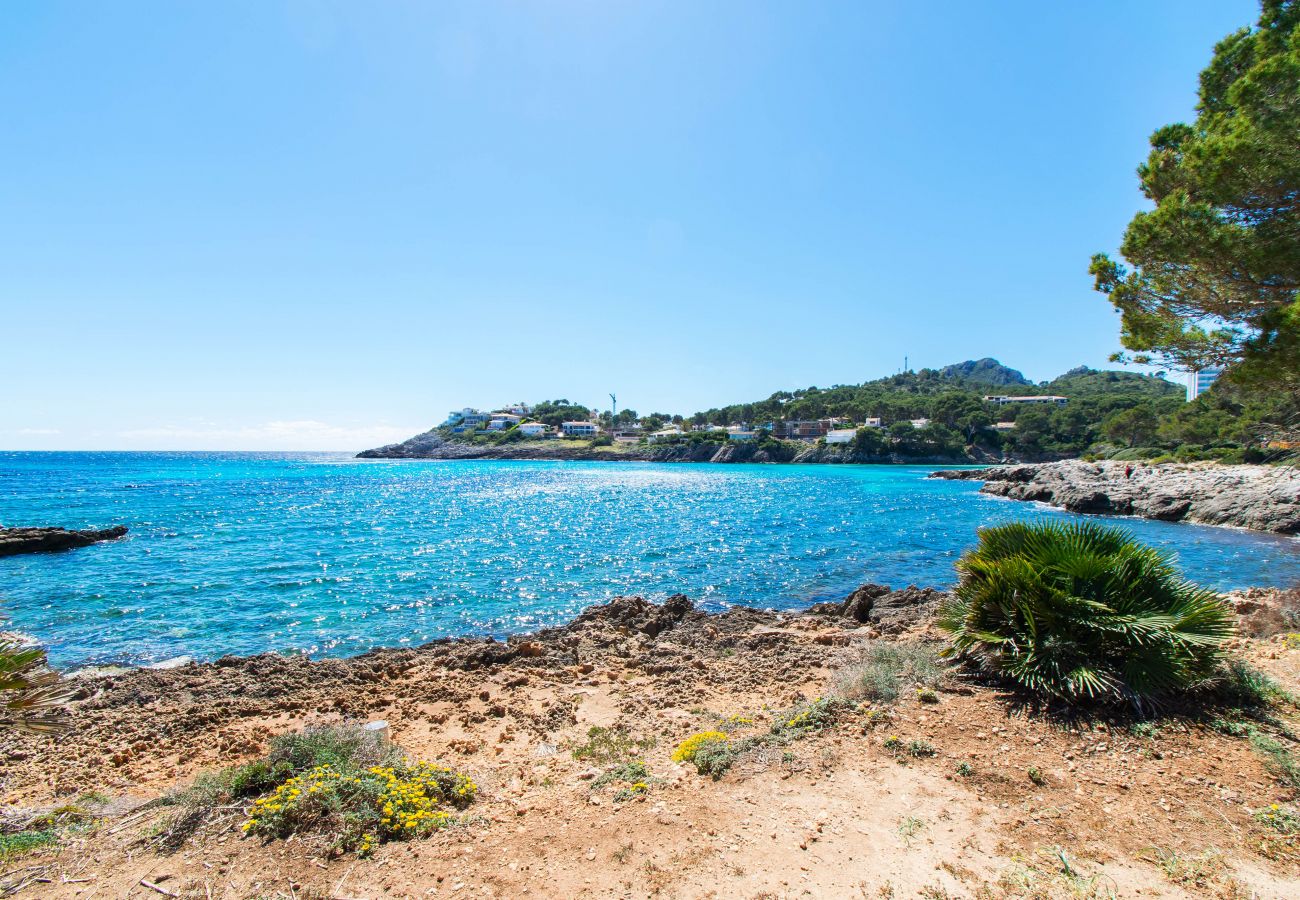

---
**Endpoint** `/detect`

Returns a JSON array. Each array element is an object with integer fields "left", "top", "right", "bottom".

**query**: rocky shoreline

[
  {"left": 1, "top": 584, "right": 943, "bottom": 796},
  {"left": 5, "top": 584, "right": 1300, "bottom": 898},
  {"left": 932, "top": 460, "right": 1300, "bottom": 534},
  {"left": 356, "top": 430, "right": 990, "bottom": 465},
  {"left": 0, "top": 525, "right": 128, "bottom": 557}
]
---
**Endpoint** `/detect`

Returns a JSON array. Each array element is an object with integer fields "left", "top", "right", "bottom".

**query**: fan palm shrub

[
  {"left": 938, "top": 521, "right": 1234, "bottom": 706},
  {"left": 0, "top": 635, "right": 74, "bottom": 734}
]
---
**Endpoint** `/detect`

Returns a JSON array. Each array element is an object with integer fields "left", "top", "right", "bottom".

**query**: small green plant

[
  {"left": 954, "top": 761, "right": 974, "bottom": 777},
  {"left": 1254, "top": 803, "right": 1300, "bottom": 833},
  {"left": 1247, "top": 730, "right": 1300, "bottom": 788},
  {"left": 0, "top": 828, "right": 58, "bottom": 860},
  {"left": 896, "top": 815, "right": 926, "bottom": 846},
  {"left": 1253, "top": 803, "right": 1300, "bottom": 859},
  {"left": 772, "top": 697, "right": 848, "bottom": 736},
  {"left": 907, "top": 739, "right": 936, "bottom": 758},
  {"left": 1027, "top": 766, "right": 1046, "bottom": 786},
  {"left": 883, "top": 735, "right": 904, "bottom": 754},
  {"left": 571, "top": 726, "right": 655, "bottom": 765},
  {"left": 938, "top": 521, "right": 1234, "bottom": 706},
  {"left": 592, "top": 760, "right": 650, "bottom": 790},
  {"left": 916, "top": 687, "right": 939, "bottom": 704},
  {"left": 1130, "top": 721, "right": 1160, "bottom": 740},
  {"left": 1214, "top": 658, "right": 1294, "bottom": 708},
  {"left": 835, "top": 643, "right": 945, "bottom": 704},
  {"left": 612, "top": 781, "right": 650, "bottom": 802},
  {"left": 693, "top": 738, "right": 748, "bottom": 780},
  {"left": 1142, "top": 847, "right": 1222, "bottom": 889}
]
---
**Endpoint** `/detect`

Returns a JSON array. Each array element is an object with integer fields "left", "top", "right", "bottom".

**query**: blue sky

[{"left": 1, "top": 0, "right": 1257, "bottom": 450}]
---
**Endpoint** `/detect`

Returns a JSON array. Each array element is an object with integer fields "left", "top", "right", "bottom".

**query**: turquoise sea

[{"left": 0, "top": 452, "right": 1297, "bottom": 668}]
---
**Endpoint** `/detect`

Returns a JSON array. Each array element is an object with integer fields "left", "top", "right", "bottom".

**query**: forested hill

[
  {"left": 691, "top": 362, "right": 1182, "bottom": 427},
  {"left": 685, "top": 360, "right": 1291, "bottom": 462}
]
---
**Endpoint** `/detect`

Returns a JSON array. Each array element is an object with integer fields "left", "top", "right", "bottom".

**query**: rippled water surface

[{"left": 1, "top": 452, "right": 1297, "bottom": 667}]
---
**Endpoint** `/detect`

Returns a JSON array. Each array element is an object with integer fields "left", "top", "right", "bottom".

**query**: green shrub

[
  {"left": 0, "top": 828, "right": 58, "bottom": 860},
  {"left": 172, "top": 724, "right": 402, "bottom": 809},
  {"left": 835, "top": 644, "right": 945, "bottom": 704},
  {"left": 938, "top": 521, "right": 1234, "bottom": 706}
]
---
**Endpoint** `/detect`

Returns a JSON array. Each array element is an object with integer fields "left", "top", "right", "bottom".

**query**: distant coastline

[{"left": 354, "top": 430, "right": 1007, "bottom": 465}]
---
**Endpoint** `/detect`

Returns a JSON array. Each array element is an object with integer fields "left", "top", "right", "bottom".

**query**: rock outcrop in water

[
  {"left": 931, "top": 460, "right": 1300, "bottom": 534},
  {"left": 0, "top": 525, "right": 128, "bottom": 557}
]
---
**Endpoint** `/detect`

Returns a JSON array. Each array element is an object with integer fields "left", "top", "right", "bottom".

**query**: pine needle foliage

[
  {"left": 0, "top": 636, "right": 75, "bottom": 735},
  {"left": 938, "top": 521, "right": 1234, "bottom": 707}
]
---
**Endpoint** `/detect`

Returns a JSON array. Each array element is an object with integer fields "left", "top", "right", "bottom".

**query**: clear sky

[{"left": 1, "top": 0, "right": 1258, "bottom": 450}]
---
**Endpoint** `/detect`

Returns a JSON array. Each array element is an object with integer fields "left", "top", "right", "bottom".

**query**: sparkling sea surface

[{"left": 1, "top": 452, "right": 1297, "bottom": 668}]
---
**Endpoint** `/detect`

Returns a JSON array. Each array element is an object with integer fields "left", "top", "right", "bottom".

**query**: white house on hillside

[
  {"left": 561, "top": 421, "right": 600, "bottom": 436},
  {"left": 518, "top": 422, "right": 549, "bottom": 437},
  {"left": 648, "top": 426, "right": 683, "bottom": 443},
  {"left": 487, "top": 413, "right": 523, "bottom": 431}
]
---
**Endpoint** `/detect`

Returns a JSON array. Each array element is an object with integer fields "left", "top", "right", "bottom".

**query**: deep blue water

[{"left": 0, "top": 452, "right": 1297, "bottom": 668}]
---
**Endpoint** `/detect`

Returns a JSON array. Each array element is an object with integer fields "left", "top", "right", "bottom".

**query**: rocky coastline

[
  {"left": 0, "top": 525, "right": 128, "bottom": 557},
  {"left": 5, "top": 585, "right": 1300, "bottom": 898},
  {"left": 932, "top": 460, "right": 1300, "bottom": 534},
  {"left": 356, "top": 430, "right": 991, "bottom": 465}
]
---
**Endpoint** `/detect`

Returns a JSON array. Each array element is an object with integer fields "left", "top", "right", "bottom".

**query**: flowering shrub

[
  {"left": 243, "top": 761, "right": 477, "bottom": 856},
  {"left": 773, "top": 697, "right": 847, "bottom": 736},
  {"left": 613, "top": 781, "right": 650, "bottom": 802},
  {"left": 671, "top": 731, "right": 728, "bottom": 764}
]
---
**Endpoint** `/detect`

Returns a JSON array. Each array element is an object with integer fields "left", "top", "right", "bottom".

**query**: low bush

[
  {"left": 244, "top": 761, "right": 476, "bottom": 856},
  {"left": 164, "top": 725, "right": 475, "bottom": 856},
  {"left": 835, "top": 644, "right": 945, "bottom": 704},
  {"left": 938, "top": 521, "right": 1234, "bottom": 707},
  {"left": 572, "top": 726, "right": 655, "bottom": 765},
  {"left": 173, "top": 724, "right": 402, "bottom": 810},
  {"left": 671, "top": 731, "right": 728, "bottom": 765}
]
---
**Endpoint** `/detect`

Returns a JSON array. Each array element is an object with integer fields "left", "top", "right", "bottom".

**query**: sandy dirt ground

[{"left": 2, "top": 590, "right": 1299, "bottom": 899}]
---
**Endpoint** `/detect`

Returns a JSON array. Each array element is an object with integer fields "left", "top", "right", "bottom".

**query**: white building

[
  {"left": 862, "top": 417, "right": 883, "bottom": 428},
  {"left": 825, "top": 428, "right": 857, "bottom": 444},
  {"left": 487, "top": 413, "right": 523, "bottom": 431},
  {"left": 648, "top": 427, "right": 683, "bottom": 443},
  {"left": 1186, "top": 368, "right": 1221, "bottom": 402},
  {"left": 983, "top": 395, "right": 1069, "bottom": 406},
  {"left": 727, "top": 430, "right": 758, "bottom": 441},
  {"left": 444, "top": 407, "right": 487, "bottom": 426},
  {"left": 561, "top": 421, "right": 600, "bottom": 437},
  {"left": 910, "top": 418, "right": 931, "bottom": 429},
  {"left": 518, "top": 422, "right": 549, "bottom": 438},
  {"left": 993, "top": 421, "right": 1016, "bottom": 431}
]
